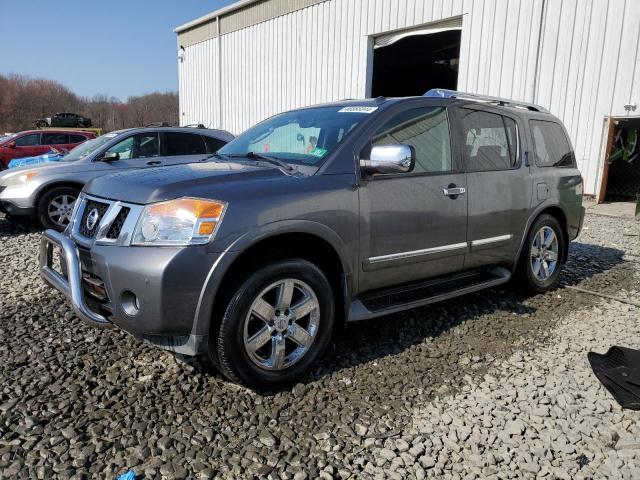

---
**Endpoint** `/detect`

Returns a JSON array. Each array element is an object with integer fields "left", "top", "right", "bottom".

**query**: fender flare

[
  {"left": 190, "top": 219, "right": 352, "bottom": 336},
  {"left": 512, "top": 200, "right": 571, "bottom": 272}
]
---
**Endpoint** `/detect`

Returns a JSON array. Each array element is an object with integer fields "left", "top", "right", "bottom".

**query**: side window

[
  {"left": 530, "top": 120, "right": 574, "bottom": 167},
  {"left": 203, "top": 135, "right": 227, "bottom": 153},
  {"left": 68, "top": 134, "right": 88, "bottom": 143},
  {"left": 14, "top": 133, "right": 40, "bottom": 147},
  {"left": 104, "top": 133, "right": 159, "bottom": 159},
  {"left": 164, "top": 132, "right": 207, "bottom": 156},
  {"left": 371, "top": 107, "right": 452, "bottom": 173},
  {"left": 459, "top": 109, "right": 518, "bottom": 171},
  {"left": 42, "top": 133, "right": 70, "bottom": 145}
]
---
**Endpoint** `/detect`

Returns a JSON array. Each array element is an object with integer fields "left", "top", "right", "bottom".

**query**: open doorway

[
  {"left": 598, "top": 117, "right": 640, "bottom": 203},
  {"left": 371, "top": 29, "right": 461, "bottom": 98}
]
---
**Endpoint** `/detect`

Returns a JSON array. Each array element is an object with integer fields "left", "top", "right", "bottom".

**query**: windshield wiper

[{"left": 227, "top": 152, "right": 294, "bottom": 171}]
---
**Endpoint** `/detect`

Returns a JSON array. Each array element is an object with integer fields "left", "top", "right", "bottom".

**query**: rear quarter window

[{"left": 530, "top": 120, "right": 575, "bottom": 168}]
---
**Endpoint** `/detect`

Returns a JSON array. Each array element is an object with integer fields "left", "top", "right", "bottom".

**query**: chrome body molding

[
  {"left": 368, "top": 242, "right": 468, "bottom": 264},
  {"left": 470, "top": 234, "right": 513, "bottom": 247}
]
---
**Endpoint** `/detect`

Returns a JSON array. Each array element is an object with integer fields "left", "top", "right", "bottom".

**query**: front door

[
  {"left": 100, "top": 132, "right": 164, "bottom": 168},
  {"left": 359, "top": 105, "right": 468, "bottom": 293}
]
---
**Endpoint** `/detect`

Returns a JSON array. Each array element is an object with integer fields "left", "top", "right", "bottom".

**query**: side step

[{"left": 348, "top": 267, "right": 511, "bottom": 321}]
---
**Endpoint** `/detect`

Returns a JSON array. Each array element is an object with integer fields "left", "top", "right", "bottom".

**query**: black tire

[
  {"left": 514, "top": 214, "right": 565, "bottom": 294},
  {"left": 37, "top": 186, "right": 80, "bottom": 231},
  {"left": 35, "top": 120, "right": 48, "bottom": 128},
  {"left": 211, "top": 259, "right": 335, "bottom": 390}
]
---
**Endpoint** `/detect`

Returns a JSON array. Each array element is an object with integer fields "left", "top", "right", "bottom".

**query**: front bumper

[
  {"left": 0, "top": 199, "right": 35, "bottom": 216},
  {"left": 39, "top": 229, "right": 218, "bottom": 356}
]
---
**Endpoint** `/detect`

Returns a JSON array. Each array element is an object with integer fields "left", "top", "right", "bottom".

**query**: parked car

[
  {"left": 0, "top": 126, "right": 234, "bottom": 230},
  {"left": 35, "top": 112, "right": 92, "bottom": 128},
  {"left": 0, "top": 130, "right": 95, "bottom": 170},
  {"left": 8, "top": 147, "right": 69, "bottom": 169},
  {"left": 39, "top": 91, "right": 585, "bottom": 389}
]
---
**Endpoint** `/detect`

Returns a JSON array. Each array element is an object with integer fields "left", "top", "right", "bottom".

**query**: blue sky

[{"left": 0, "top": 1, "right": 235, "bottom": 100}]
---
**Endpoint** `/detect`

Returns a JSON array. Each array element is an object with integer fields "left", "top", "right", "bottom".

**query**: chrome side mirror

[{"left": 360, "top": 145, "right": 415, "bottom": 175}]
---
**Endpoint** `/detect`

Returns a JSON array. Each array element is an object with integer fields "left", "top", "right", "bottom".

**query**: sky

[{"left": 0, "top": 0, "right": 235, "bottom": 100}]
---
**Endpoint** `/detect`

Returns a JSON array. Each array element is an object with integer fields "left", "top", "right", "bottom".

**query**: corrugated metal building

[{"left": 175, "top": 0, "right": 640, "bottom": 196}]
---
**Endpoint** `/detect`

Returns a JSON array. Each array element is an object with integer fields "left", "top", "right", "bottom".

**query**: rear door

[
  {"left": 42, "top": 132, "right": 70, "bottom": 153},
  {"left": 359, "top": 102, "right": 468, "bottom": 293},
  {"left": 161, "top": 132, "right": 209, "bottom": 165},
  {"left": 453, "top": 106, "right": 532, "bottom": 269}
]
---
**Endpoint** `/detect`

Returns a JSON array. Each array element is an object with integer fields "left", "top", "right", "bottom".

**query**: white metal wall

[{"left": 178, "top": 0, "right": 640, "bottom": 195}]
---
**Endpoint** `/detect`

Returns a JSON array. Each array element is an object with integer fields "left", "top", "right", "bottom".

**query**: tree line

[{"left": 0, "top": 74, "right": 179, "bottom": 133}]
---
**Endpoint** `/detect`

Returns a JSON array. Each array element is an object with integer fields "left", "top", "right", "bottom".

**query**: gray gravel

[{"left": 0, "top": 212, "right": 638, "bottom": 479}]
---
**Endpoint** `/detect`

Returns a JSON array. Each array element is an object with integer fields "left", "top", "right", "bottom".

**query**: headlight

[
  {"left": 132, "top": 197, "right": 227, "bottom": 246},
  {"left": 3, "top": 171, "right": 38, "bottom": 187}
]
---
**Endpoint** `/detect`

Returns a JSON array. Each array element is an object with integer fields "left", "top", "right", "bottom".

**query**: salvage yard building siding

[{"left": 176, "top": 0, "right": 640, "bottom": 195}]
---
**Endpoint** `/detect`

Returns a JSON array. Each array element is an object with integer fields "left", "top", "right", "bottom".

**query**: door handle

[
  {"left": 442, "top": 186, "right": 466, "bottom": 196},
  {"left": 146, "top": 160, "right": 161, "bottom": 166}
]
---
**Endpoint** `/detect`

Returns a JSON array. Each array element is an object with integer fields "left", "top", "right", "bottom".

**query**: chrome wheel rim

[
  {"left": 243, "top": 279, "right": 320, "bottom": 371},
  {"left": 530, "top": 226, "right": 559, "bottom": 281},
  {"left": 48, "top": 194, "right": 76, "bottom": 227}
]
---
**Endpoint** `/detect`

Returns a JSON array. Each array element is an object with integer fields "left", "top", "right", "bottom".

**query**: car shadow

[
  {"left": 190, "top": 241, "right": 629, "bottom": 395},
  {"left": 0, "top": 213, "right": 40, "bottom": 237}
]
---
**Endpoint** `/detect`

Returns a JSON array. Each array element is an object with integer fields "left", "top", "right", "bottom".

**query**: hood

[{"left": 85, "top": 161, "right": 294, "bottom": 204}]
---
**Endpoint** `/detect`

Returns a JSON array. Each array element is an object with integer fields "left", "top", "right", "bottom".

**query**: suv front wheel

[
  {"left": 515, "top": 214, "right": 565, "bottom": 293},
  {"left": 211, "top": 259, "right": 335, "bottom": 389}
]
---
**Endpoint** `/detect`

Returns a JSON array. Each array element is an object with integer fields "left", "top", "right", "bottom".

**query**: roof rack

[
  {"left": 424, "top": 89, "right": 549, "bottom": 113},
  {"left": 144, "top": 122, "right": 173, "bottom": 127},
  {"left": 183, "top": 123, "right": 206, "bottom": 129}
]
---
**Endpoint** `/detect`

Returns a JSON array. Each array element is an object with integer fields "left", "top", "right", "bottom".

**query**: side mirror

[
  {"left": 102, "top": 151, "right": 120, "bottom": 162},
  {"left": 360, "top": 145, "right": 415, "bottom": 175},
  {"left": 5, "top": 141, "right": 15, "bottom": 148}
]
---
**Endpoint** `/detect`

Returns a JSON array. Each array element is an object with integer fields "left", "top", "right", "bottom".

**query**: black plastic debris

[{"left": 588, "top": 346, "right": 640, "bottom": 410}]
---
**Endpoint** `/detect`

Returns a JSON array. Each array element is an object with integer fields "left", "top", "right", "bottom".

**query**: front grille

[
  {"left": 106, "top": 207, "right": 130, "bottom": 239},
  {"left": 78, "top": 200, "right": 109, "bottom": 239},
  {"left": 82, "top": 271, "right": 113, "bottom": 316}
]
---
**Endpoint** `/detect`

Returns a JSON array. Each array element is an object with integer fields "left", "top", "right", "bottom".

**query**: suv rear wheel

[
  {"left": 38, "top": 186, "right": 79, "bottom": 231},
  {"left": 515, "top": 214, "right": 565, "bottom": 293},
  {"left": 211, "top": 259, "right": 335, "bottom": 389}
]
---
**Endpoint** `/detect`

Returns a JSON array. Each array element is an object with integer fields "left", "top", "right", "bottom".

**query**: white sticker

[{"left": 338, "top": 106, "right": 378, "bottom": 113}]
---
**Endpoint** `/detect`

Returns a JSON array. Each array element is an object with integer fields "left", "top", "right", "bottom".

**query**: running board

[{"left": 348, "top": 267, "right": 511, "bottom": 321}]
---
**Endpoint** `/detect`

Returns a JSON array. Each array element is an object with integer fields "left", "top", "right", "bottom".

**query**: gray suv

[
  {"left": 39, "top": 91, "right": 585, "bottom": 389},
  {"left": 0, "top": 126, "right": 234, "bottom": 230}
]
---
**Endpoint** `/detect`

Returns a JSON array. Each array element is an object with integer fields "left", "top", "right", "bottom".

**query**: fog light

[{"left": 121, "top": 290, "right": 140, "bottom": 316}]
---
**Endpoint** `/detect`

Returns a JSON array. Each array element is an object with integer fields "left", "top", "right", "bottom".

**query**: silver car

[{"left": 0, "top": 126, "right": 233, "bottom": 230}]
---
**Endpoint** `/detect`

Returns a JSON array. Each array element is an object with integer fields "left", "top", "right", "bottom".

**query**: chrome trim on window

[
  {"left": 368, "top": 242, "right": 468, "bottom": 264},
  {"left": 470, "top": 234, "right": 512, "bottom": 246}
]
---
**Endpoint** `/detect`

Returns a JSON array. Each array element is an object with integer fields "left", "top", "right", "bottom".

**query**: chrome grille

[
  {"left": 78, "top": 200, "right": 109, "bottom": 239},
  {"left": 106, "top": 207, "right": 130, "bottom": 239}
]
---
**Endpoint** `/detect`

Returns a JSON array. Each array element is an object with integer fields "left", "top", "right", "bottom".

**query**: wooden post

[{"left": 596, "top": 117, "right": 617, "bottom": 204}]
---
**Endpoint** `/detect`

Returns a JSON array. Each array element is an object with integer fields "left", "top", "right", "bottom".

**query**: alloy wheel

[
  {"left": 243, "top": 279, "right": 320, "bottom": 371},
  {"left": 48, "top": 194, "right": 76, "bottom": 227},
  {"left": 530, "top": 226, "right": 559, "bottom": 281}
]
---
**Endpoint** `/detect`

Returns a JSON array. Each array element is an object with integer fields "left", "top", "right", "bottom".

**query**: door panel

[
  {"left": 358, "top": 105, "right": 468, "bottom": 293},
  {"left": 101, "top": 133, "right": 164, "bottom": 169}
]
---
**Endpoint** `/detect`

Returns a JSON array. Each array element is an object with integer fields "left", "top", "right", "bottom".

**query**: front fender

[{"left": 191, "top": 219, "right": 352, "bottom": 337}]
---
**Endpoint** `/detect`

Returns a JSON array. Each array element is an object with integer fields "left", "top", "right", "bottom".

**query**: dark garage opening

[
  {"left": 371, "top": 29, "right": 461, "bottom": 98},
  {"left": 604, "top": 117, "right": 640, "bottom": 202}
]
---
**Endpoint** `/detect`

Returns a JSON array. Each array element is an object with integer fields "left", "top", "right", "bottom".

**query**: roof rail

[
  {"left": 183, "top": 123, "right": 206, "bottom": 129},
  {"left": 144, "top": 122, "right": 173, "bottom": 127},
  {"left": 424, "top": 89, "right": 549, "bottom": 113}
]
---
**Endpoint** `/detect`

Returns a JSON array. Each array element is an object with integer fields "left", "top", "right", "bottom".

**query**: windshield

[
  {"left": 218, "top": 106, "right": 374, "bottom": 166},
  {"left": 60, "top": 133, "right": 120, "bottom": 162}
]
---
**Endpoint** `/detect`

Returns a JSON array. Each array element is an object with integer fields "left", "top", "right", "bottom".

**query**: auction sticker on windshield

[{"left": 338, "top": 106, "right": 378, "bottom": 113}]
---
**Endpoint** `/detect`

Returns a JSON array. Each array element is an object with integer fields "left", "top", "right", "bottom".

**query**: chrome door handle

[{"left": 442, "top": 186, "right": 466, "bottom": 196}]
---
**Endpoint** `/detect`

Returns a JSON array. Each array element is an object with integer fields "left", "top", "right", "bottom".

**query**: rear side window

[
  {"left": 203, "top": 135, "right": 227, "bottom": 153},
  {"left": 68, "top": 134, "right": 88, "bottom": 143},
  {"left": 459, "top": 109, "right": 518, "bottom": 171},
  {"left": 14, "top": 133, "right": 40, "bottom": 146},
  {"left": 530, "top": 120, "right": 575, "bottom": 167},
  {"left": 371, "top": 106, "right": 452, "bottom": 173},
  {"left": 164, "top": 132, "right": 207, "bottom": 156},
  {"left": 42, "top": 133, "right": 70, "bottom": 145}
]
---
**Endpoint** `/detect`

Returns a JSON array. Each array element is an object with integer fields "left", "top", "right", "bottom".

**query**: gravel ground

[{"left": 0, "top": 211, "right": 638, "bottom": 479}]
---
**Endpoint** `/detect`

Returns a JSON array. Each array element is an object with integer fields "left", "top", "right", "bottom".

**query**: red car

[{"left": 0, "top": 130, "right": 96, "bottom": 169}]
